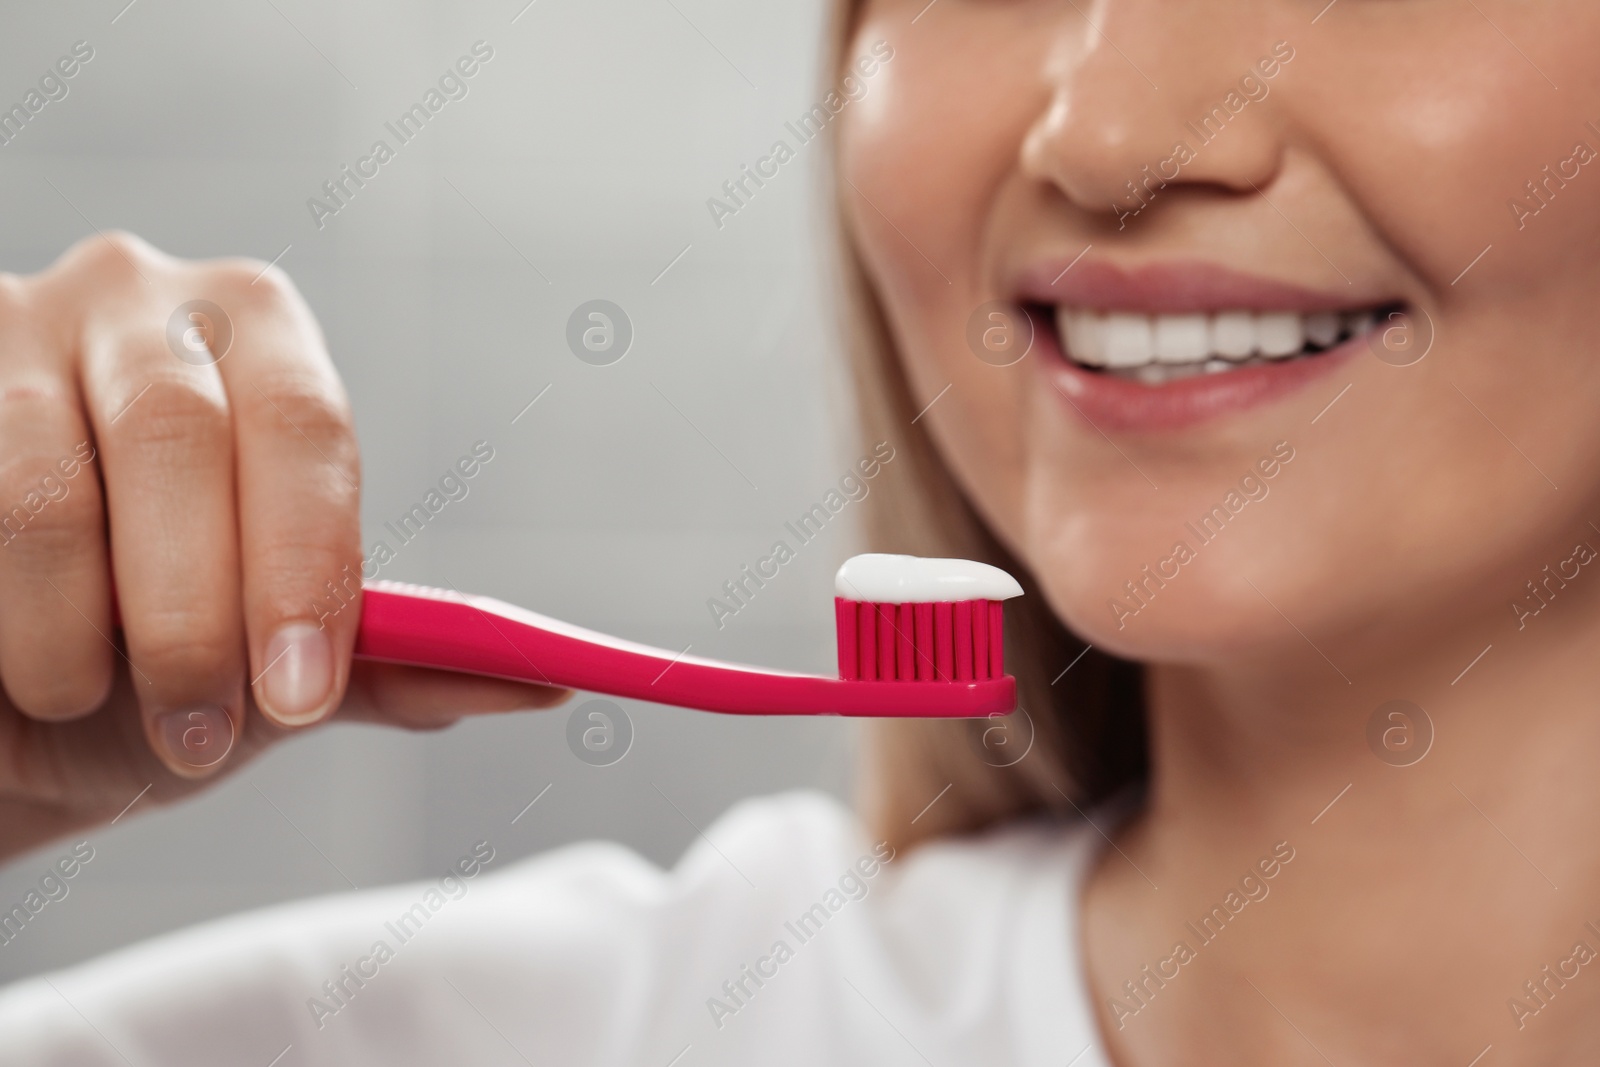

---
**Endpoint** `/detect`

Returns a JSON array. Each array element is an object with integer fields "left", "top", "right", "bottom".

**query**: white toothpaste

[{"left": 834, "top": 554, "right": 1023, "bottom": 604}]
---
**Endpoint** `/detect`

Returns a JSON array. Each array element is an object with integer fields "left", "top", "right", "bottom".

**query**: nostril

[{"left": 1019, "top": 42, "right": 1295, "bottom": 217}]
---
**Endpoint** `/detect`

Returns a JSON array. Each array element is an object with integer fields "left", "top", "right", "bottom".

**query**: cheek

[
  {"left": 841, "top": 17, "right": 1031, "bottom": 283},
  {"left": 1279, "top": 15, "right": 1600, "bottom": 627},
  {"left": 841, "top": 12, "right": 1051, "bottom": 548},
  {"left": 842, "top": 10, "right": 1057, "bottom": 295},
  {"left": 1300, "top": 11, "right": 1600, "bottom": 293}
]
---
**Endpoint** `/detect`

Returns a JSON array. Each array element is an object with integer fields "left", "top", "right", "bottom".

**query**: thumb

[{"left": 335, "top": 660, "right": 571, "bottom": 730}]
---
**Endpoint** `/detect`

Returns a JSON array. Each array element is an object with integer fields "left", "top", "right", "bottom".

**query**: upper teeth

[{"left": 1059, "top": 308, "right": 1377, "bottom": 369}]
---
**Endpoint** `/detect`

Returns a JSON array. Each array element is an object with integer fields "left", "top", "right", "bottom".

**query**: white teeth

[
  {"left": 1344, "top": 309, "right": 1376, "bottom": 337},
  {"left": 1103, "top": 313, "right": 1155, "bottom": 368},
  {"left": 1056, "top": 306, "right": 1386, "bottom": 376},
  {"left": 1137, "top": 362, "right": 1206, "bottom": 385},
  {"left": 1210, "top": 312, "right": 1256, "bottom": 360},
  {"left": 1153, "top": 314, "right": 1210, "bottom": 364},
  {"left": 1134, "top": 361, "right": 1209, "bottom": 385},
  {"left": 1304, "top": 311, "right": 1341, "bottom": 348},
  {"left": 1063, "top": 311, "right": 1107, "bottom": 367},
  {"left": 1256, "top": 312, "right": 1304, "bottom": 359}
]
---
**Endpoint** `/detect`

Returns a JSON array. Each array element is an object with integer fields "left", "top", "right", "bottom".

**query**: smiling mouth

[{"left": 1035, "top": 303, "right": 1403, "bottom": 386}]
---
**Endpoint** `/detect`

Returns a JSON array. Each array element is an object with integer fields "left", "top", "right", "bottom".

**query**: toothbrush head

[{"left": 833, "top": 554, "right": 1024, "bottom": 683}]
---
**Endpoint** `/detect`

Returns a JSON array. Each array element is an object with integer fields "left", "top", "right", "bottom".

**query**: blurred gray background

[{"left": 0, "top": 0, "right": 868, "bottom": 983}]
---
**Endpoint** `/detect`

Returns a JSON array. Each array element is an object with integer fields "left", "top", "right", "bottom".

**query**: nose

[{"left": 1020, "top": 11, "right": 1289, "bottom": 213}]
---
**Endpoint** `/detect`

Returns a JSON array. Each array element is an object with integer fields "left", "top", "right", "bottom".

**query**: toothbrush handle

[
  {"left": 353, "top": 581, "right": 1014, "bottom": 718},
  {"left": 353, "top": 581, "right": 577, "bottom": 689}
]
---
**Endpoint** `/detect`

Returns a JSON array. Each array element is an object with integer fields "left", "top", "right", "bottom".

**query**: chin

[{"left": 1022, "top": 515, "right": 1319, "bottom": 666}]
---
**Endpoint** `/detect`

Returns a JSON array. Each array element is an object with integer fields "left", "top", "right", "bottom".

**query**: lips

[{"left": 1011, "top": 258, "right": 1400, "bottom": 431}]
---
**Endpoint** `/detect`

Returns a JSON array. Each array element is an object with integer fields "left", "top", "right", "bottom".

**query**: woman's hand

[{"left": 0, "top": 232, "right": 564, "bottom": 862}]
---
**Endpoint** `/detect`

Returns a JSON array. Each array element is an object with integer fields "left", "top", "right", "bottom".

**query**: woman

[{"left": 3, "top": 0, "right": 1596, "bottom": 1062}]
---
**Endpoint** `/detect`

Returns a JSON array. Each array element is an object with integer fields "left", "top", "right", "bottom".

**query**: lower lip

[{"left": 1033, "top": 312, "right": 1359, "bottom": 434}]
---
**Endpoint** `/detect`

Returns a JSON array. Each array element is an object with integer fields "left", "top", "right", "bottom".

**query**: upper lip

[{"left": 1013, "top": 257, "right": 1395, "bottom": 315}]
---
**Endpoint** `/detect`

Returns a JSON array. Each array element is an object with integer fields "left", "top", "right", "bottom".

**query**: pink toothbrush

[{"left": 353, "top": 554, "right": 1023, "bottom": 717}]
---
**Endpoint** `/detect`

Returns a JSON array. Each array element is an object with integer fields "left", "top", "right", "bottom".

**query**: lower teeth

[
  {"left": 1136, "top": 362, "right": 1206, "bottom": 384},
  {"left": 1125, "top": 353, "right": 1300, "bottom": 384}
]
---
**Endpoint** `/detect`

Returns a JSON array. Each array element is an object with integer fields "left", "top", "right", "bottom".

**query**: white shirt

[{"left": 0, "top": 791, "right": 1112, "bottom": 1066}]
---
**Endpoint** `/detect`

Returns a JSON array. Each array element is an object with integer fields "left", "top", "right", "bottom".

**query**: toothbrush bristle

[{"left": 835, "top": 597, "right": 1006, "bottom": 682}]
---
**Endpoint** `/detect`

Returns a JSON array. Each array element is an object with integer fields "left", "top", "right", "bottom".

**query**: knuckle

[
  {"left": 259, "top": 548, "right": 363, "bottom": 624},
  {"left": 209, "top": 257, "right": 301, "bottom": 305},
  {"left": 0, "top": 271, "right": 27, "bottom": 312},
  {"left": 107, "top": 375, "right": 231, "bottom": 454},
  {"left": 0, "top": 375, "right": 73, "bottom": 419},
  {"left": 0, "top": 277, "right": 55, "bottom": 361},
  {"left": 67, "top": 230, "right": 162, "bottom": 279},
  {"left": 0, "top": 454, "right": 102, "bottom": 557},
  {"left": 131, "top": 609, "right": 240, "bottom": 680},
  {"left": 36, "top": 232, "right": 176, "bottom": 310},
  {"left": 248, "top": 377, "right": 357, "bottom": 468}
]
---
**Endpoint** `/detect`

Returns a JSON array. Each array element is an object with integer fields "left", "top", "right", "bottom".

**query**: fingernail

[
  {"left": 260, "top": 623, "right": 334, "bottom": 725},
  {"left": 155, "top": 705, "right": 236, "bottom": 772}
]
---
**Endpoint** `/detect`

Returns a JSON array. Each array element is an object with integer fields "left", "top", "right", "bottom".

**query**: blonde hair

[{"left": 825, "top": 1, "right": 1148, "bottom": 851}]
